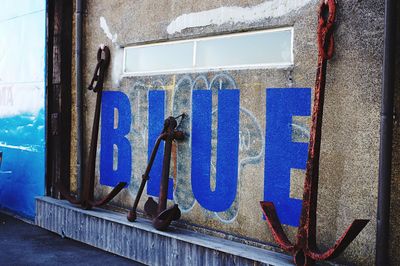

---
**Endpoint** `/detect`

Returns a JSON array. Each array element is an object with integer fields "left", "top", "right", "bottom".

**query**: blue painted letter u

[{"left": 191, "top": 89, "right": 240, "bottom": 212}]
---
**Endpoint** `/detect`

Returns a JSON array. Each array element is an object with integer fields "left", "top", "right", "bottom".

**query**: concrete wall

[
  {"left": 69, "top": 0, "right": 389, "bottom": 264},
  {"left": 0, "top": 0, "right": 46, "bottom": 219}
]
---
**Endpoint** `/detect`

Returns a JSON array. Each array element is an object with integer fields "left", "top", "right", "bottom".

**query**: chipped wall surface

[
  {"left": 72, "top": 0, "right": 387, "bottom": 264},
  {"left": 166, "top": 0, "right": 314, "bottom": 34}
]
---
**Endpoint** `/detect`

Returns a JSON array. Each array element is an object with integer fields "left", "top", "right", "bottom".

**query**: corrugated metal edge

[{"left": 35, "top": 196, "right": 293, "bottom": 266}]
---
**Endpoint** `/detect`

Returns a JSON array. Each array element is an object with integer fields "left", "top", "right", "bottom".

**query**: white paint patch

[
  {"left": 100, "top": 16, "right": 118, "bottom": 43},
  {"left": 167, "top": 0, "right": 313, "bottom": 34},
  {"left": 99, "top": 17, "right": 123, "bottom": 87},
  {"left": 111, "top": 46, "right": 124, "bottom": 87}
]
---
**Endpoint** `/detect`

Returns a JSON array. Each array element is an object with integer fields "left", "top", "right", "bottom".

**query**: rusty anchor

[
  {"left": 260, "top": 1, "right": 369, "bottom": 265},
  {"left": 128, "top": 115, "right": 184, "bottom": 231},
  {"left": 58, "top": 46, "right": 126, "bottom": 209}
]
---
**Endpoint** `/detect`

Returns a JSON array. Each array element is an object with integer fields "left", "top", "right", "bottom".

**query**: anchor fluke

[
  {"left": 308, "top": 219, "right": 370, "bottom": 261},
  {"left": 152, "top": 205, "right": 181, "bottom": 231},
  {"left": 87, "top": 181, "right": 127, "bottom": 207},
  {"left": 260, "top": 201, "right": 295, "bottom": 252},
  {"left": 144, "top": 197, "right": 159, "bottom": 218}
]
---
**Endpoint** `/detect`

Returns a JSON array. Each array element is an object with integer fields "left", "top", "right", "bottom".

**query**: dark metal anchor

[
  {"left": 260, "top": 1, "right": 369, "bottom": 265},
  {"left": 128, "top": 116, "right": 184, "bottom": 231},
  {"left": 58, "top": 46, "right": 126, "bottom": 209}
]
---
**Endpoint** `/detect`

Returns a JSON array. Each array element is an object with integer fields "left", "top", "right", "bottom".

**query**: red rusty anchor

[
  {"left": 260, "top": 1, "right": 369, "bottom": 265},
  {"left": 58, "top": 46, "right": 126, "bottom": 209},
  {"left": 128, "top": 115, "right": 185, "bottom": 231}
]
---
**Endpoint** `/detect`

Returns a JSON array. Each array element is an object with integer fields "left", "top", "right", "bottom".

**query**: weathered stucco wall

[{"left": 69, "top": 0, "right": 388, "bottom": 264}]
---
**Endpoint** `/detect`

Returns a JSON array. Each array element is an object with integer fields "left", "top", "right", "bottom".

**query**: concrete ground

[{"left": 0, "top": 212, "right": 143, "bottom": 265}]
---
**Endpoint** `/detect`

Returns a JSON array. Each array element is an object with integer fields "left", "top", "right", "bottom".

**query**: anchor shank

[
  {"left": 129, "top": 133, "right": 166, "bottom": 217},
  {"left": 298, "top": 57, "right": 328, "bottom": 250},
  {"left": 82, "top": 86, "right": 103, "bottom": 207},
  {"left": 297, "top": 0, "right": 336, "bottom": 250},
  {"left": 144, "top": 133, "right": 167, "bottom": 179},
  {"left": 81, "top": 46, "right": 112, "bottom": 209},
  {"left": 157, "top": 124, "right": 174, "bottom": 214}
]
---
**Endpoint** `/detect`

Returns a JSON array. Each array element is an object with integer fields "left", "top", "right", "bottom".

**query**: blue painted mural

[
  {"left": 99, "top": 73, "right": 311, "bottom": 226},
  {"left": 0, "top": 1, "right": 46, "bottom": 218}
]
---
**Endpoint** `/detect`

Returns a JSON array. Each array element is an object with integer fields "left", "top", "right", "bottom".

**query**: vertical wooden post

[{"left": 46, "top": 0, "right": 73, "bottom": 198}]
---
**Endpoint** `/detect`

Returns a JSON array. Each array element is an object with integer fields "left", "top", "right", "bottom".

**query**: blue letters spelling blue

[
  {"left": 147, "top": 90, "right": 173, "bottom": 199},
  {"left": 100, "top": 91, "right": 132, "bottom": 187},
  {"left": 264, "top": 88, "right": 310, "bottom": 226},
  {"left": 191, "top": 89, "right": 240, "bottom": 212}
]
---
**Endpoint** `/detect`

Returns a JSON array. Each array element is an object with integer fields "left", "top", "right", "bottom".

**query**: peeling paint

[
  {"left": 167, "top": 0, "right": 313, "bottom": 34},
  {"left": 112, "top": 47, "right": 124, "bottom": 87},
  {"left": 100, "top": 16, "right": 117, "bottom": 44},
  {"left": 99, "top": 16, "right": 123, "bottom": 87}
]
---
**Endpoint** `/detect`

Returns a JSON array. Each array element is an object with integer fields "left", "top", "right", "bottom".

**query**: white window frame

[{"left": 123, "top": 27, "right": 294, "bottom": 76}]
